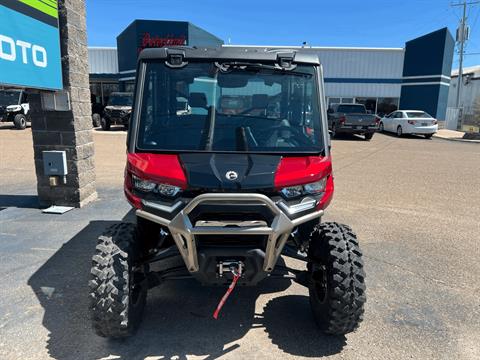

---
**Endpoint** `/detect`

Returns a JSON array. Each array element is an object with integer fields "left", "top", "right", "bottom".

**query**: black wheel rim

[
  {"left": 130, "top": 266, "right": 145, "bottom": 307},
  {"left": 312, "top": 266, "right": 328, "bottom": 304}
]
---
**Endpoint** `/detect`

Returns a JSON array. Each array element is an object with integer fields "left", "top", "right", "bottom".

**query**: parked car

[
  {"left": 327, "top": 103, "right": 377, "bottom": 141},
  {"left": 0, "top": 89, "right": 30, "bottom": 130},
  {"left": 101, "top": 92, "right": 133, "bottom": 130},
  {"left": 379, "top": 110, "right": 438, "bottom": 138}
]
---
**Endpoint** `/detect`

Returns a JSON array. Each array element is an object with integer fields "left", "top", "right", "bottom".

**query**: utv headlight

[
  {"left": 132, "top": 175, "right": 181, "bottom": 197},
  {"left": 132, "top": 175, "right": 156, "bottom": 192},
  {"left": 280, "top": 177, "right": 327, "bottom": 199},
  {"left": 156, "top": 183, "right": 181, "bottom": 197}
]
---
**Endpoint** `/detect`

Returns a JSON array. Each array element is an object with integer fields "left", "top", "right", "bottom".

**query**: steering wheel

[{"left": 256, "top": 125, "right": 313, "bottom": 147}]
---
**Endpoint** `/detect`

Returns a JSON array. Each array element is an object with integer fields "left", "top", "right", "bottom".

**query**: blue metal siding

[
  {"left": 402, "top": 28, "right": 451, "bottom": 77},
  {"left": 400, "top": 84, "right": 447, "bottom": 117},
  {"left": 325, "top": 78, "right": 401, "bottom": 84},
  {"left": 400, "top": 28, "right": 454, "bottom": 119},
  {"left": 436, "top": 84, "right": 450, "bottom": 120}
]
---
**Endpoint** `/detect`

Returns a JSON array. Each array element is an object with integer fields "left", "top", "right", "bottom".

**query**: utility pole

[{"left": 451, "top": 1, "right": 479, "bottom": 109}]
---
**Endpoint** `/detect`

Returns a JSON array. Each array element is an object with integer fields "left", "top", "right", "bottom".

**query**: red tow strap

[{"left": 213, "top": 270, "right": 241, "bottom": 319}]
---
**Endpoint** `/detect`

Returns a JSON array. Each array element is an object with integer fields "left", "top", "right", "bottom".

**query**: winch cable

[{"left": 213, "top": 266, "right": 242, "bottom": 319}]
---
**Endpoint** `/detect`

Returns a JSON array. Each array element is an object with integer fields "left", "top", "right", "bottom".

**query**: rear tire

[
  {"left": 308, "top": 222, "right": 366, "bottom": 335},
  {"left": 89, "top": 223, "right": 147, "bottom": 338},
  {"left": 424, "top": 133, "right": 433, "bottom": 139},
  {"left": 100, "top": 117, "right": 111, "bottom": 131},
  {"left": 13, "top": 114, "right": 27, "bottom": 130},
  {"left": 364, "top": 133, "right": 374, "bottom": 141},
  {"left": 396, "top": 125, "right": 403, "bottom": 137},
  {"left": 92, "top": 113, "right": 101, "bottom": 128}
]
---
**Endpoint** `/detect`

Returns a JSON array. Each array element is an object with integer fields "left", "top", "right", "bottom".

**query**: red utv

[{"left": 89, "top": 47, "right": 366, "bottom": 337}]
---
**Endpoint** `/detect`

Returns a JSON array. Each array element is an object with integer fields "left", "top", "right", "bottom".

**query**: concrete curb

[{"left": 433, "top": 134, "right": 480, "bottom": 143}]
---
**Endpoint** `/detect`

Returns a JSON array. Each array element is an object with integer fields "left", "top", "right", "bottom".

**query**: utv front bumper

[{"left": 136, "top": 193, "right": 323, "bottom": 282}]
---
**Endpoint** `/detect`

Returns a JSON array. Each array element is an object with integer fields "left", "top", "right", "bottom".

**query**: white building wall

[
  {"left": 448, "top": 66, "right": 480, "bottom": 115},
  {"left": 87, "top": 45, "right": 406, "bottom": 105},
  {"left": 316, "top": 48, "right": 404, "bottom": 98},
  {"left": 88, "top": 47, "right": 119, "bottom": 74},
  {"left": 324, "top": 82, "right": 402, "bottom": 98},
  {"left": 316, "top": 48, "right": 405, "bottom": 78},
  {"left": 224, "top": 45, "right": 405, "bottom": 99}
]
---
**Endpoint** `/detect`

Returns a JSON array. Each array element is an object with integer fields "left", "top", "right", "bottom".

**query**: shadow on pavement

[
  {"left": 378, "top": 131, "right": 431, "bottom": 140},
  {"left": 0, "top": 194, "right": 39, "bottom": 209},
  {"left": 0, "top": 124, "right": 31, "bottom": 130},
  {"left": 93, "top": 126, "right": 126, "bottom": 133},
  {"left": 331, "top": 133, "right": 368, "bottom": 141},
  {"left": 28, "top": 217, "right": 345, "bottom": 359}
]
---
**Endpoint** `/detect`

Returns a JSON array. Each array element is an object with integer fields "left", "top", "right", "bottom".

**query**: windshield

[
  {"left": 406, "top": 111, "right": 432, "bottom": 118},
  {"left": 108, "top": 94, "right": 133, "bottom": 106},
  {"left": 336, "top": 104, "right": 366, "bottom": 114},
  {"left": 0, "top": 91, "right": 20, "bottom": 106},
  {"left": 136, "top": 62, "right": 324, "bottom": 153}
]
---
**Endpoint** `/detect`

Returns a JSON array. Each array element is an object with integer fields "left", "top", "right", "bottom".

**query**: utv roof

[{"left": 138, "top": 46, "right": 321, "bottom": 65}]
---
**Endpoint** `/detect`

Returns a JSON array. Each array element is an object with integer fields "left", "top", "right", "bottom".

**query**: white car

[{"left": 379, "top": 110, "right": 438, "bottom": 139}]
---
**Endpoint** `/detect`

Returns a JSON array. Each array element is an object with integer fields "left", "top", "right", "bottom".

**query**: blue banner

[{"left": 0, "top": 4, "right": 62, "bottom": 90}]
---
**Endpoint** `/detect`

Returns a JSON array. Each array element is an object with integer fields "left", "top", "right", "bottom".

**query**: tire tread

[
  {"left": 309, "top": 222, "right": 366, "bottom": 335},
  {"left": 89, "top": 223, "right": 143, "bottom": 337}
]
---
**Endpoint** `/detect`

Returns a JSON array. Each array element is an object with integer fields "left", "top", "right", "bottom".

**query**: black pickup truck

[{"left": 327, "top": 103, "right": 378, "bottom": 140}]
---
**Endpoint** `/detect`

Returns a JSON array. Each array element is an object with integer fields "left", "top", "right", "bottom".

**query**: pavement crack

[
  {"left": 334, "top": 138, "right": 395, "bottom": 172},
  {"left": 364, "top": 254, "right": 480, "bottom": 294}
]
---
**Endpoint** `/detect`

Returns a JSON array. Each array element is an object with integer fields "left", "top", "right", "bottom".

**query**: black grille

[
  {"left": 110, "top": 109, "right": 123, "bottom": 118},
  {"left": 197, "top": 234, "right": 267, "bottom": 248},
  {"left": 188, "top": 204, "right": 275, "bottom": 225}
]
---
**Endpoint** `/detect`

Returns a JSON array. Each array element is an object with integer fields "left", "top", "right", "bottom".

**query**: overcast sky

[{"left": 86, "top": 0, "right": 480, "bottom": 68}]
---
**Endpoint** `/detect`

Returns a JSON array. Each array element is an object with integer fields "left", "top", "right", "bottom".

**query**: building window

[
  {"left": 90, "top": 81, "right": 120, "bottom": 105},
  {"left": 328, "top": 97, "right": 341, "bottom": 106},
  {"left": 124, "top": 82, "right": 135, "bottom": 93},
  {"left": 377, "top": 98, "right": 399, "bottom": 116},
  {"left": 355, "top": 98, "right": 377, "bottom": 114},
  {"left": 341, "top": 97, "right": 354, "bottom": 104}
]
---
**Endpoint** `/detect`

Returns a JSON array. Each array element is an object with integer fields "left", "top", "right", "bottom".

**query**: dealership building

[{"left": 88, "top": 20, "right": 454, "bottom": 119}]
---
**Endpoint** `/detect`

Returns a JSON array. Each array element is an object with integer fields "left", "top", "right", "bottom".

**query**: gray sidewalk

[{"left": 434, "top": 129, "right": 480, "bottom": 143}]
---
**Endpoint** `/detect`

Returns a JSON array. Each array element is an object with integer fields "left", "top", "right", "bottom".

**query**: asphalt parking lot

[{"left": 1, "top": 124, "right": 479, "bottom": 360}]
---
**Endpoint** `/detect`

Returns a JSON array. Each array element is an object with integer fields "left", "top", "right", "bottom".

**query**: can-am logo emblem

[{"left": 225, "top": 171, "right": 238, "bottom": 181}]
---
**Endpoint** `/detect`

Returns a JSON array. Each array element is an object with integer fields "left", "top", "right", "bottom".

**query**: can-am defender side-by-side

[
  {"left": 101, "top": 92, "right": 134, "bottom": 131},
  {"left": 89, "top": 47, "right": 366, "bottom": 338},
  {"left": 0, "top": 89, "right": 30, "bottom": 130}
]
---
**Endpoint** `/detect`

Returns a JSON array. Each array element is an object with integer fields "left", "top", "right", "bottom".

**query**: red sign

[{"left": 138, "top": 32, "right": 186, "bottom": 54}]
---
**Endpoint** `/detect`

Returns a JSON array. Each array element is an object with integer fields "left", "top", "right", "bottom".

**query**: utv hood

[{"left": 179, "top": 153, "right": 281, "bottom": 191}]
